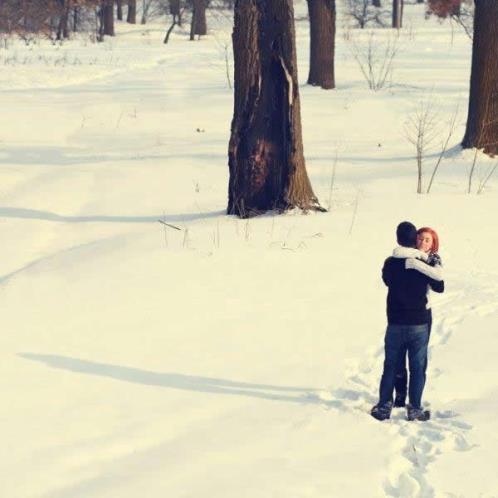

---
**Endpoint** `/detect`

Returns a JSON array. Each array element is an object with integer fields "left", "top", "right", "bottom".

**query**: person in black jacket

[{"left": 371, "top": 221, "right": 445, "bottom": 422}]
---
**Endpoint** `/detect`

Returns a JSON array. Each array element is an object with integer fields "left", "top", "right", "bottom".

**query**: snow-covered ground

[{"left": 1, "top": 2, "right": 498, "bottom": 497}]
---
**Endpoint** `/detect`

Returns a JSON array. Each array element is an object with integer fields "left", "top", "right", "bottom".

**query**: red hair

[{"left": 417, "top": 227, "right": 439, "bottom": 253}]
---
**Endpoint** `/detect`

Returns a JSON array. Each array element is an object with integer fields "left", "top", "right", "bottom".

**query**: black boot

[
  {"left": 406, "top": 404, "right": 431, "bottom": 421},
  {"left": 370, "top": 402, "right": 393, "bottom": 421}
]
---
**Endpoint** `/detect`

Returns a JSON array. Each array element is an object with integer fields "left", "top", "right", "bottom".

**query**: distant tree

[
  {"left": 102, "top": 0, "right": 114, "bottom": 34},
  {"left": 117, "top": 0, "right": 123, "bottom": 20},
  {"left": 462, "top": 0, "right": 498, "bottom": 156},
  {"left": 228, "top": 0, "right": 322, "bottom": 217},
  {"left": 307, "top": 0, "right": 336, "bottom": 89},
  {"left": 168, "top": 0, "right": 182, "bottom": 26},
  {"left": 190, "top": 0, "right": 207, "bottom": 40},
  {"left": 96, "top": 0, "right": 115, "bottom": 40},
  {"left": 127, "top": 0, "right": 136, "bottom": 23},
  {"left": 56, "top": 0, "right": 72, "bottom": 39},
  {"left": 346, "top": 0, "right": 387, "bottom": 28},
  {"left": 427, "top": 0, "right": 461, "bottom": 16},
  {"left": 392, "top": 0, "right": 403, "bottom": 28}
]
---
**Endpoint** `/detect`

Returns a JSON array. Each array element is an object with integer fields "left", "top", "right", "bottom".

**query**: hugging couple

[{"left": 371, "top": 221, "right": 444, "bottom": 422}]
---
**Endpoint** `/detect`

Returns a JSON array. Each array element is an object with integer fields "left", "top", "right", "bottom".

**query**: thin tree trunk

[
  {"left": 73, "top": 6, "right": 79, "bottom": 31},
  {"left": 462, "top": 0, "right": 498, "bottom": 156},
  {"left": 228, "top": 0, "right": 322, "bottom": 217},
  {"left": 392, "top": 0, "right": 403, "bottom": 28},
  {"left": 307, "top": 0, "right": 336, "bottom": 89},
  {"left": 127, "top": 0, "right": 136, "bottom": 23},
  {"left": 117, "top": 0, "right": 123, "bottom": 20}
]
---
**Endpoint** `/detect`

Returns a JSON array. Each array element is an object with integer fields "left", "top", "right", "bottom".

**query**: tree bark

[
  {"left": 307, "top": 0, "right": 336, "bottom": 89},
  {"left": 462, "top": 0, "right": 498, "bottom": 156},
  {"left": 127, "top": 0, "right": 136, "bottom": 23},
  {"left": 392, "top": 0, "right": 403, "bottom": 28},
  {"left": 228, "top": 0, "right": 322, "bottom": 217},
  {"left": 117, "top": 0, "right": 123, "bottom": 20}
]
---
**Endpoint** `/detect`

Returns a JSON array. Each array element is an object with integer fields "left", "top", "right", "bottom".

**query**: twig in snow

[{"left": 157, "top": 219, "right": 181, "bottom": 230}]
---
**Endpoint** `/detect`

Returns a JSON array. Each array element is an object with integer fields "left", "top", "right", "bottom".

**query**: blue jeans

[
  {"left": 394, "top": 315, "right": 432, "bottom": 402},
  {"left": 379, "top": 323, "right": 429, "bottom": 409}
]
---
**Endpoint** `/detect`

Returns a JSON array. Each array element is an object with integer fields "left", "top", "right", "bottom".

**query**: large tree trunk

[
  {"left": 191, "top": 0, "right": 207, "bottom": 38},
  {"left": 127, "top": 0, "right": 136, "bottom": 23},
  {"left": 392, "top": 0, "right": 403, "bottom": 28},
  {"left": 307, "top": 0, "right": 336, "bottom": 89},
  {"left": 462, "top": 0, "right": 498, "bottom": 156},
  {"left": 228, "top": 0, "right": 322, "bottom": 217}
]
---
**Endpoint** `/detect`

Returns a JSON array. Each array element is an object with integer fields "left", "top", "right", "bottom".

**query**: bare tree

[
  {"left": 405, "top": 99, "right": 440, "bottom": 193},
  {"left": 228, "top": 0, "right": 322, "bottom": 217},
  {"left": 347, "top": 30, "right": 399, "bottom": 90},
  {"left": 462, "top": 0, "right": 498, "bottom": 156},
  {"left": 346, "top": 0, "right": 388, "bottom": 28}
]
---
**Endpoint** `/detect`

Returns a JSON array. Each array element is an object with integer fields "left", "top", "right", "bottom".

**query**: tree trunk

[
  {"left": 392, "top": 0, "right": 403, "bottom": 28},
  {"left": 228, "top": 0, "right": 322, "bottom": 217},
  {"left": 462, "top": 0, "right": 498, "bottom": 156},
  {"left": 373, "top": 0, "right": 381, "bottom": 7},
  {"left": 127, "top": 0, "right": 136, "bottom": 23},
  {"left": 117, "top": 0, "right": 123, "bottom": 20},
  {"left": 169, "top": 0, "right": 180, "bottom": 16},
  {"left": 169, "top": 0, "right": 182, "bottom": 26},
  {"left": 73, "top": 6, "right": 79, "bottom": 31},
  {"left": 307, "top": 0, "right": 335, "bottom": 89},
  {"left": 56, "top": 0, "right": 71, "bottom": 40},
  {"left": 192, "top": 0, "right": 207, "bottom": 37},
  {"left": 103, "top": 0, "right": 114, "bottom": 35}
]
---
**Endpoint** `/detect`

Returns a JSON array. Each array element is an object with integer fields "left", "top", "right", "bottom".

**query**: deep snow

[{"left": 1, "top": 2, "right": 498, "bottom": 497}]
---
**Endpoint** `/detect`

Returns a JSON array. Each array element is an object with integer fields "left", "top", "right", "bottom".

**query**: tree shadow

[
  {"left": 0, "top": 206, "right": 224, "bottom": 224},
  {"left": 18, "top": 353, "right": 340, "bottom": 407}
]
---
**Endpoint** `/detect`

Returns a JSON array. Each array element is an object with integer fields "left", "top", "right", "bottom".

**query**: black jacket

[{"left": 382, "top": 256, "right": 444, "bottom": 325}]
